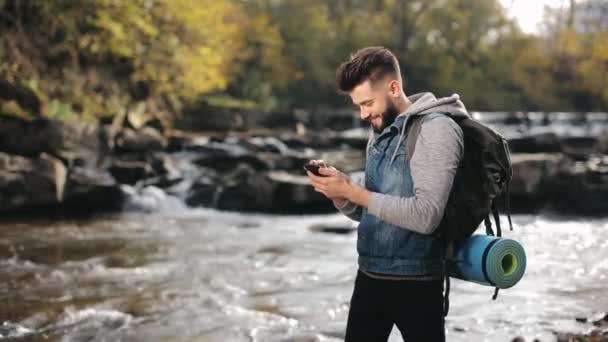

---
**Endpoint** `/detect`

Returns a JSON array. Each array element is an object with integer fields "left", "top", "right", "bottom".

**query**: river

[{"left": 1, "top": 204, "right": 607, "bottom": 341}]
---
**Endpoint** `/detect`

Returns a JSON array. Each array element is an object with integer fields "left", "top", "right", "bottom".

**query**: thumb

[{"left": 318, "top": 166, "right": 336, "bottom": 176}]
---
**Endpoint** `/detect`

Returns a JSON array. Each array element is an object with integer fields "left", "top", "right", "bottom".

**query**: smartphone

[{"left": 303, "top": 162, "right": 323, "bottom": 176}]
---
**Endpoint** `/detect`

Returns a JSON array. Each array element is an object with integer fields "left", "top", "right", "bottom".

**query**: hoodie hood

[
  {"left": 400, "top": 92, "right": 469, "bottom": 119},
  {"left": 385, "top": 92, "right": 469, "bottom": 164}
]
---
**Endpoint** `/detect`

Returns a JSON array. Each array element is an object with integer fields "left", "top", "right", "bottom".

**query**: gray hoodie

[{"left": 338, "top": 92, "right": 467, "bottom": 235}]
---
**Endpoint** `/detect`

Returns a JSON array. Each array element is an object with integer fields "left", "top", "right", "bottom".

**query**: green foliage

[
  {"left": 0, "top": 0, "right": 606, "bottom": 124},
  {"left": 47, "top": 99, "right": 76, "bottom": 121}
]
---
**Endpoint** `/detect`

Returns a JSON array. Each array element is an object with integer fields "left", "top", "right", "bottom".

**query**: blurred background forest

[{"left": 1, "top": 0, "right": 607, "bottom": 128}]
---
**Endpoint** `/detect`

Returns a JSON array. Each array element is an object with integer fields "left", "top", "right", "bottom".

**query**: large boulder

[
  {"left": 108, "top": 152, "right": 181, "bottom": 186},
  {"left": 0, "top": 114, "right": 104, "bottom": 167},
  {"left": 109, "top": 159, "right": 155, "bottom": 185},
  {"left": 596, "top": 129, "right": 608, "bottom": 154},
  {"left": 508, "top": 153, "right": 563, "bottom": 212},
  {"left": 267, "top": 171, "right": 333, "bottom": 213},
  {"left": 114, "top": 127, "right": 167, "bottom": 154},
  {"left": 183, "top": 166, "right": 332, "bottom": 213},
  {"left": 561, "top": 136, "right": 598, "bottom": 160},
  {"left": 215, "top": 163, "right": 275, "bottom": 211},
  {"left": 507, "top": 132, "right": 562, "bottom": 154},
  {"left": 182, "top": 166, "right": 221, "bottom": 207},
  {"left": 550, "top": 155, "right": 608, "bottom": 215},
  {"left": 0, "top": 152, "right": 67, "bottom": 211},
  {"left": 62, "top": 166, "right": 125, "bottom": 211}
]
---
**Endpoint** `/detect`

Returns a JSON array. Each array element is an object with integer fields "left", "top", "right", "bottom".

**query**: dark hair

[{"left": 336, "top": 46, "right": 401, "bottom": 92}]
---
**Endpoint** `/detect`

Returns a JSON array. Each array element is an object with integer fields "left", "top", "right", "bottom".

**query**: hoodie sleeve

[
  {"left": 367, "top": 114, "right": 464, "bottom": 234},
  {"left": 334, "top": 132, "right": 375, "bottom": 222},
  {"left": 335, "top": 172, "right": 364, "bottom": 221}
]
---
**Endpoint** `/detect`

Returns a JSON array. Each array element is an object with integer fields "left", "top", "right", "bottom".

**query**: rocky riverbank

[
  {"left": 510, "top": 313, "right": 608, "bottom": 342},
  {"left": 1, "top": 112, "right": 607, "bottom": 216}
]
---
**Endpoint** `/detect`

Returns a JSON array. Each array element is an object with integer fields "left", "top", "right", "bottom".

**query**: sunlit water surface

[{"left": 1, "top": 208, "right": 607, "bottom": 342}]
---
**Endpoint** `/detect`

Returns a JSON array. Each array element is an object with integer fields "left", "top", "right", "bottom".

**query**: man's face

[{"left": 350, "top": 79, "right": 400, "bottom": 133}]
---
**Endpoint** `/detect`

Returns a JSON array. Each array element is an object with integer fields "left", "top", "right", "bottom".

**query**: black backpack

[{"left": 404, "top": 113, "right": 514, "bottom": 316}]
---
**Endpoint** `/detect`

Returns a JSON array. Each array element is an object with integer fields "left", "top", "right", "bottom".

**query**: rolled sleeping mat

[{"left": 449, "top": 234, "right": 526, "bottom": 289}]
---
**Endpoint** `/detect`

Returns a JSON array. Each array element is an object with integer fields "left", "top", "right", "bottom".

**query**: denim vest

[{"left": 357, "top": 114, "right": 446, "bottom": 276}]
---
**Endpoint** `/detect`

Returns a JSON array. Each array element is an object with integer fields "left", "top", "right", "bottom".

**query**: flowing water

[{"left": 1, "top": 204, "right": 607, "bottom": 342}]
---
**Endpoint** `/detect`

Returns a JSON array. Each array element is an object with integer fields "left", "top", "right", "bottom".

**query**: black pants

[{"left": 344, "top": 270, "right": 445, "bottom": 342}]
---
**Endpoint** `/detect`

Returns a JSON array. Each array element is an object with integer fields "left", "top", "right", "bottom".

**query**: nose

[{"left": 360, "top": 109, "right": 370, "bottom": 121}]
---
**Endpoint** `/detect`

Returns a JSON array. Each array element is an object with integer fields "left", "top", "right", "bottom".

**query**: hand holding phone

[{"left": 303, "top": 162, "right": 323, "bottom": 176}]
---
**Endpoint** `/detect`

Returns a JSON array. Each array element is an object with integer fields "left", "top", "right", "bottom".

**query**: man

[{"left": 306, "top": 46, "right": 467, "bottom": 342}]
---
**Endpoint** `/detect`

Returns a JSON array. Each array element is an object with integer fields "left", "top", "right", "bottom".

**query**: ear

[{"left": 387, "top": 80, "right": 401, "bottom": 98}]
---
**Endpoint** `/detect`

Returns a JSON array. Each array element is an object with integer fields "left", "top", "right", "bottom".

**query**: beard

[{"left": 370, "top": 100, "right": 400, "bottom": 133}]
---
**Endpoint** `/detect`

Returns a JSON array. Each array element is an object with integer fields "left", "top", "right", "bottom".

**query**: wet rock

[
  {"left": 176, "top": 102, "right": 266, "bottom": 131},
  {"left": 333, "top": 128, "right": 370, "bottom": 150},
  {"left": 115, "top": 127, "right": 167, "bottom": 153},
  {"left": 596, "top": 131, "right": 608, "bottom": 154},
  {"left": 0, "top": 152, "right": 66, "bottom": 211},
  {"left": 267, "top": 171, "right": 333, "bottom": 213},
  {"left": 62, "top": 166, "right": 125, "bottom": 211},
  {"left": 276, "top": 131, "right": 336, "bottom": 150},
  {"left": 184, "top": 168, "right": 221, "bottom": 207},
  {"left": 184, "top": 167, "right": 333, "bottom": 213},
  {"left": 0, "top": 321, "right": 33, "bottom": 339},
  {"left": 309, "top": 223, "right": 356, "bottom": 235},
  {"left": 166, "top": 134, "right": 192, "bottom": 152},
  {"left": 550, "top": 155, "right": 608, "bottom": 215},
  {"left": 148, "top": 153, "right": 180, "bottom": 177},
  {"left": 593, "top": 313, "right": 608, "bottom": 327},
  {"left": 562, "top": 136, "right": 599, "bottom": 160},
  {"left": 216, "top": 164, "right": 275, "bottom": 211},
  {"left": 553, "top": 313, "right": 608, "bottom": 342},
  {"left": 190, "top": 142, "right": 271, "bottom": 172},
  {"left": 108, "top": 152, "right": 181, "bottom": 187},
  {"left": 0, "top": 114, "right": 104, "bottom": 166},
  {"left": 245, "top": 136, "right": 290, "bottom": 154},
  {"left": 263, "top": 152, "right": 311, "bottom": 172},
  {"left": 109, "top": 159, "right": 154, "bottom": 185},
  {"left": 508, "top": 153, "right": 562, "bottom": 212},
  {"left": 555, "top": 331, "right": 608, "bottom": 342},
  {"left": 276, "top": 134, "right": 310, "bottom": 150},
  {"left": 507, "top": 132, "right": 562, "bottom": 153}
]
